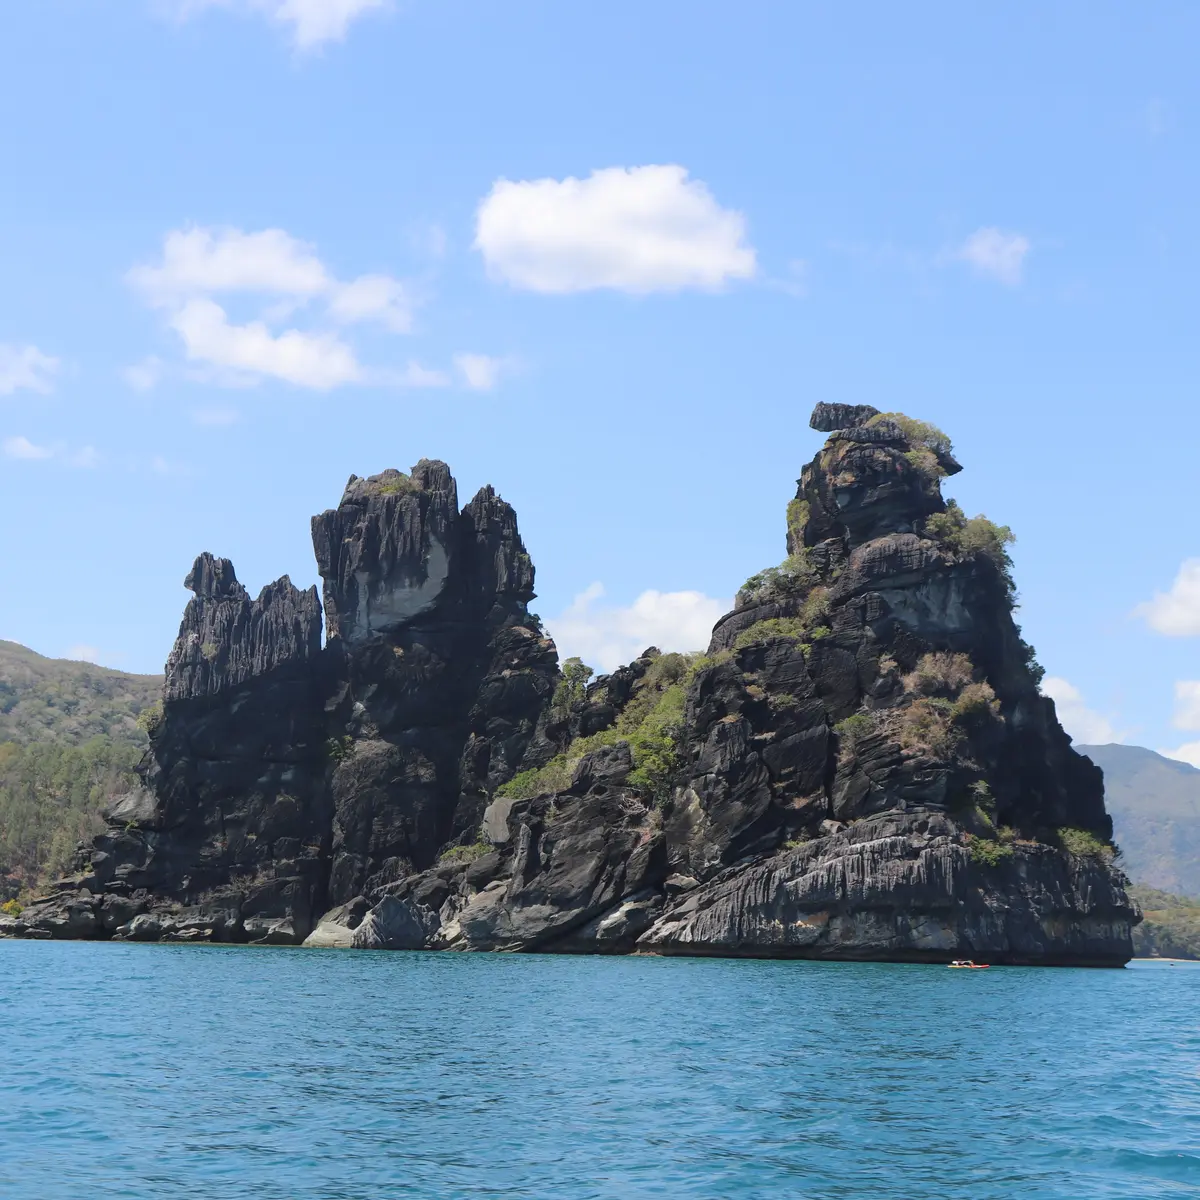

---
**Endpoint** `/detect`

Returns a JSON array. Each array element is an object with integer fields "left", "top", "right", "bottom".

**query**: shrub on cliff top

[
  {"left": 969, "top": 837, "right": 1014, "bottom": 867},
  {"left": 551, "top": 657, "right": 594, "bottom": 716},
  {"left": 740, "top": 553, "right": 819, "bottom": 604},
  {"left": 868, "top": 412, "right": 954, "bottom": 457},
  {"left": 1057, "top": 827, "right": 1116, "bottom": 862},
  {"left": 924, "top": 500, "right": 1016, "bottom": 594},
  {"left": 903, "top": 652, "right": 974, "bottom": 697},
  {"left": 372, "top": 472, "right": 413, "bottom": 497}
]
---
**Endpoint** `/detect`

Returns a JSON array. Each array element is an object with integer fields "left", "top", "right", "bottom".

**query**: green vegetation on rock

[
  {"left": 437, "top": 841, "right": 491, "bottom": 866},
  {"left": 786, "top": 497, "right": 810, "bottom": 541},
  {"left": 1057, "top": 826, "right": 1116, "bottom": 862},
  {"left": 372, "top": 472, "right": 413, "bottom": 497},
  {"left": 968, "top": 837, "right": 1015, "bottom": 867},
  {"left": 497, "top": 651, "right": 718, "bottom": 805},
  {"left": 551, "top": 656, "right": 594, "bottom": 717},
  {"left": 740, "top": 553, "right": 819, "bottom": 605},
  {"left": 924, "top": 501, "right": 1016, "bottom": 594},
  {"left": 869, "top": 411, "right": 954, "bottom": 457},
  {"left": 834, "top": 711, "right": 877, "bottom": 759}
]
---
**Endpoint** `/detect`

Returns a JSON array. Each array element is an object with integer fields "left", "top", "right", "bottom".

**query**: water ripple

[{"left": 0, "top": 945, "right": 1197, "bottom": 1198}]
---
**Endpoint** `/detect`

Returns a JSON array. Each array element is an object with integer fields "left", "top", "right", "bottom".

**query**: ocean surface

[{"left": 1, "top": 945, "right": 1197, "bottom": 1199}]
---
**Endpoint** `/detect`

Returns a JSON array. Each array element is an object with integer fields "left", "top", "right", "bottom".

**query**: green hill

[
  {"left": 1077, "top": 743, "right": 1200, "bottom": 896},
  {"left": 0, "top": 642, "right": 160, "bottom": 899},
  {"left": 0, "top": 639, "right": 161, "bottom": 747},
  {"left": 1129, "top": 887, "right": 1200, "bottom": 960}
]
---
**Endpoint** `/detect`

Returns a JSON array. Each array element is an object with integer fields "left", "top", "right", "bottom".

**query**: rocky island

[{"left": 4, "top": 405, "right": 1138, "bottom": 963}]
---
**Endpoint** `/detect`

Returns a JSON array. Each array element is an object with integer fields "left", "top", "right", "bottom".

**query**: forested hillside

[
  {"left": 0, "top": 642, "right": 159, "bottom": 899},
  {"left": 0, "top": 640, "right": 160, "bottom": 744}
]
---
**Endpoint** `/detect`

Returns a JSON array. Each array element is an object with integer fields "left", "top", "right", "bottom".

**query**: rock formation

[{"left": 7, "top": 415, "right": 1139, "bottom": 964}]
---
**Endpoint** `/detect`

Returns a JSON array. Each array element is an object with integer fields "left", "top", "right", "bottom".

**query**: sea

[{"left": 1, "top": 943, "right": 1197, "bottom": 1199}]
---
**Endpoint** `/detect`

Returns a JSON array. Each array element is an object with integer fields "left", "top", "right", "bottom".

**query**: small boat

[{"left": 948, "top": 960, "right": 990, "bottom": 969}]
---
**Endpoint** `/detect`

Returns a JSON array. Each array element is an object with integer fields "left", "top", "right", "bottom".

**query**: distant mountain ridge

[
  {"left": 1078, "top": 743, "right": 1200, "bottom": 896},
  {"left": 0, "top": 640, "right": 161, "bottom": 747}
]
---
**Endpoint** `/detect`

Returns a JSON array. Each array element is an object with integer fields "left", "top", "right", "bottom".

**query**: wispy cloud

[
  {"left": 122, "top": 356, "right": 164, "bottom": 392},
  {"left": 957, "top": 227, "right": 1031, "bottom": 286},
  {"left": 128, "top": 225, "right": 430, "bottom": 390},
  {"left": 0, "top": 344, "right": 59, "bottom": 395},
  {"left": 454, "top": 353, "right": 505, "bottom": 391},
  {"left": 3, "top": 434, "right": 98, "bottom": 467},
  {"left": 3, "top": 434, "right": 54, "bottom": 460},
  {"left": 169, "top": 0, "right": 388, "bottom": 51}
]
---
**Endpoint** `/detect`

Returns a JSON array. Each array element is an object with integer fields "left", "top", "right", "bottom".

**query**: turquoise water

[{"left": 1, "top": 945, "right": 1197, "bottom": 1199}]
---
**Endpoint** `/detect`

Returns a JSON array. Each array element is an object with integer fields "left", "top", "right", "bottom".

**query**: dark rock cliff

[{"left": 8, "top": 418, "right": 1138, "bottom": 964}]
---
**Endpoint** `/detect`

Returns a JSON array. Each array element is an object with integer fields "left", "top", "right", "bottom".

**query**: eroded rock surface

[{"left": 8, "top": 420, "right": 1137, "bottom": 965}]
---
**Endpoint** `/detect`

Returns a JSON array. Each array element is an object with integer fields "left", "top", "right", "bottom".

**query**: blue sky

[{"left": 1, "top": 1, "right": 1199, "bottom": 761}]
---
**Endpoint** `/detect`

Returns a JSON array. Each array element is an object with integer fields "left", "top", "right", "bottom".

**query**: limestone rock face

[
  {"left": 9, "top": 418, "right": 1137, "bottom": 965},
  {"left": 13, "top": 460, "right": 554, "bottom": 946},
  {"left": 311, "top": 463, "right": 460, "bottom": 645},
  {"left": 164, "top": 553, "right": 321, "bottom": 702}
]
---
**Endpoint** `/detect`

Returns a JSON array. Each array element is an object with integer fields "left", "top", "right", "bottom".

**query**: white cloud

[
  {"left": 1134, "top": 560, "right": 1200, "bottom": 636},
  {"left": 327, "top": 274, "right": 412, "bottom": 332},
  {"left": 454, "top": 353, "right": 503, "bottom": 391},
  {"left": 475, "top": 165, "right": 757, "bottom": 294},
  {"left": 170, "top": 298, "right": 362, "bottom": 389},
  {"left": 129, "top": 226, "right": 329, "bottom": 303},
  {"left": 2, "top": 435, "right": 97, "bottom": 467},
  {"left": 129, "top": 225, "right": 418, "bottom": 388},
  {"left": 545, "top": 582, "right": 729, "bottom": 674},
  {"left": 173, "top": 0, "right": 386, "bottom": 50},
  {"left": 3, "top": 435, "right": 54, "bottom": 460},
  {"left": 0, "top": 344, "right": 59, "bottom": 395},
  {"left": 123, "top": 356, "right": 164, "bottom": 392},
  {"left": 1041, "top": 676, "right": 1123, "bottom": 744},
  {"left": 1160, "top": 741, "right": 1200, "bottom": 769},
  {"left": 1171, "top": 680, "right": 1200, "bottom": 731},
  {"left": 958, "top": 227, "right": 1030, "bottom": 285}
]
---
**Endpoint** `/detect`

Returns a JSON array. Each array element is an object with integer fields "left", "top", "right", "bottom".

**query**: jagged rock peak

[
  {"left": 313, "top": 459, "right": 462, "bottom": 644},
  {"left": 312, "top": 460, "right": 538, "bottom": 645},
  {"left": 184, "top": 552, "right": 247, "bottom": 601},
  {"left": 809, "top": 402, "right": 881, "bottom": 432},
  {"left": 164, "top": 555, "right": 322, "bottom": 702},
  {"left": 792, "top": 408, "right": 964, "bottom": 550},
  {"left": 338, "top": 459, "right": 458, "bottom": 509},
  {"left": 460, "top": 484, "right": 536, "bottom": 604}
]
